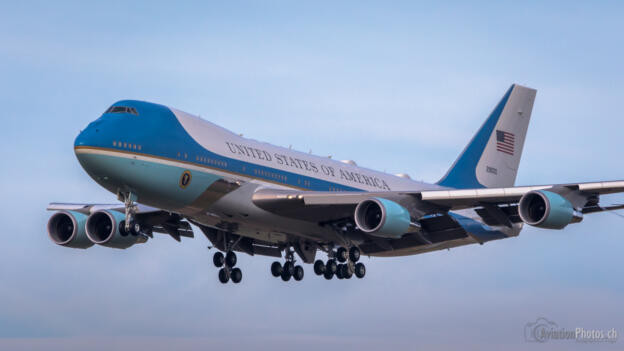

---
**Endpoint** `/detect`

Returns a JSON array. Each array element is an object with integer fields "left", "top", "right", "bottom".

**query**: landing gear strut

[
  {"left": 118, "top": 191, "right": 138, "bottom": 233},
  {"left": 117, "top": 191, "right": 149, "bottom": 240},
  {"left": 314, "top": 246, "right": 365, "bottom": 280},
  {"left": 270, "top": 246, "right": 304, "bottom": 282}
]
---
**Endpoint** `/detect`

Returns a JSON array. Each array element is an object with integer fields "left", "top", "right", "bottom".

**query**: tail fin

[{"left": 437, "top": 84, "right": 536, "bottom": 189}]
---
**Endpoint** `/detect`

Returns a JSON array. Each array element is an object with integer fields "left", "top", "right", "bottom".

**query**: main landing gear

[
  {"left": 209, "top": 230, "right": 245, "bottom": 284},
  {"left": 213, "top": 250, "right": 242, "bottom": 284},
  {"left": 270, "top": 247, "right": 304, "bottom": 282},
  {"left": 314, "top": 246, "right": 365, "bottom": 280}
]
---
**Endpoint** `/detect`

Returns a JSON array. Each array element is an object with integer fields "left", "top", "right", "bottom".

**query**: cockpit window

[{"left": 105, "top": 106, "right": 139, "bottom": 115}]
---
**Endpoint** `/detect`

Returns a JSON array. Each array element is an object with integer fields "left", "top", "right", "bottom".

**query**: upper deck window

[{"left": 105, "top": 106, "right": 139, "bottom": 115}]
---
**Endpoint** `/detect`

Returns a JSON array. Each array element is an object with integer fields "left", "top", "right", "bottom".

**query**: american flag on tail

[{"left": 496, "top": 130, "right": 515, "bottom": 155}]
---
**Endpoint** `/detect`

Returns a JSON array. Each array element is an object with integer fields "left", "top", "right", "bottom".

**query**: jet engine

[
  {"left": 354, "top": 198, "right": 410, "bottom": 238},
  {"left": 518, "top": 190, "right": 582, "bottom": 229},
  {"left": 47, "top": 210, "right": 94, "bottom": 249},
  {"left": 85, "top": 210, "right": 147, "bottom": 249}
]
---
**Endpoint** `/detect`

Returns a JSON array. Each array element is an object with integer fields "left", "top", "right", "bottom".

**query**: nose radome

[
  {"left": 75, "top": 120, "right": 100, "bottom": 147},
  {"left": 74, "top": 129, "right": 88, "bottom": 148}
]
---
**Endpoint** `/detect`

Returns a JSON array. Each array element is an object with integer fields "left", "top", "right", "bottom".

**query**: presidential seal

[{"left": 179, "top": 170, "right": 192, "bottom": 189}]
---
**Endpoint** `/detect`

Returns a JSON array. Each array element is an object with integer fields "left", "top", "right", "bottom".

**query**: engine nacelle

[
  {"left": 518, "top": 190, "right": 582, "bottom": 229},
  {"left": 85, "top": 210, "right": 147, "bottom": 249},
  {"left": 354, "top": 198, "right": 410, "bottom": 238},
  {"left": 47, "top": 210, "right": 94, "bottom": 249}
]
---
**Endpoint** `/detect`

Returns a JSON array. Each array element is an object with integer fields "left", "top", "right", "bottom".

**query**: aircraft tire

[
  {"left": 231, "top": 268, "right": 242, "bottom": 283},
  {"left": 336, "top": 264, "right": 345, "bottom": 279},
  {"left": 281, "top": 269, "right": 292, "bottom": 281},
  {"left": 344, "top": 265, "right": 353, "bottom": 279},
  {"left": 225, "top": 251, "right": 237, "bottom": 267},
  {"left": 313, "top": 260, "right": 325, "bottom": 275},
  {"left": 349, "top": 247, "right": 361, "bottom": 262},
  {"left": 213, "top": 252, "right": 225, "bottom": 267},
  {"left": 283, "top": 261, "right": 295, "bottom": 276},
  {"left": 218, "top": 268, "right": 229, "bottom": 283},
  {"left": 336, "top": 247, "right": 348, "bottom": 263},
  {"left": 326, "top": 259, "right": 337, "bottom": 274},
  {"left": 355, "top": 263, "right": 366, "bottom": 279},
  {"left": 293, "top": 265, "right": 304, "bottom": 281},
  {"left": 271, "top": 261, "right": 282, "bottom": 277}
]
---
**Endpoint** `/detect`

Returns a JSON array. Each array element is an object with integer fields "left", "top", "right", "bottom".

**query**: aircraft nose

[
  {"left": 73, "top": 118, "right": 114, "bottom": 183},
  {"left": 74, "top": 119, "right": 103, "bottom": 148}
]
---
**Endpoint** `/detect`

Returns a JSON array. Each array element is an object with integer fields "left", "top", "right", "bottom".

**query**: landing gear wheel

[
  {"left": 349, "top": 247, "right": 361, "bottom": 262},
  {"left": 326, "top": 259, "right": 337, "bottom": 274},
  {"left": 281, "top": 268, "right": 292, "bottom": 281},
  {"left": 271, "top": 261, "right": 283, "bottom": 277},
  {"left": 283, "top": 261, "right": 295, "bottom": 276},
  {"left": 336, "top": 247, "right": 348, "bottom": 263},
  {"left": 230, "top": 268, "right": 242, "bottom": 283},
  {"left": 293, "top": 265, "right": 304, "bottom": 281},
  {"left": 130, "top": 221, "right": 141, "bottom": 236},
  {"left": 355, "top": 262, "right": 366, "bottom": 278},
  {"left": 225, "top": 251, "right": 237, "bottom": 267},
  {"left": 218, "top": 268, "right": 229, "bottom": 283},
  {"left": 213, "top": 252, "right": 225, "bottom": 268},
  {"left": 313, "top": 260, "right": 326, "bottom": 275},
  {"left": 336, "top": 264, "right": 345, "bottom": 279},
  {"left": 344, "top": 264, "right": 353, "bottom": 279},
  {"left": 323, "top": 270, "right": 333, "bottom": 280},
  {"left": 119, "top": 221, "right": 129, "bottom": 237}
]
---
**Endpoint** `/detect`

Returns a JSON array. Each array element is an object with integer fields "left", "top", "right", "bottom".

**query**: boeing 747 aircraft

[{"left": 47, "top": 84, "right": 624, "bottom": 284}]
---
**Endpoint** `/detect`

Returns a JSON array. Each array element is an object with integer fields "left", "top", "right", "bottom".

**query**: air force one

[{"left": 47, "top": 84, "right": 624, "bottom": 284}]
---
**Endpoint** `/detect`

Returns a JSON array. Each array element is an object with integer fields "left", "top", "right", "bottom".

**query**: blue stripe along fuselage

[{"left": 74, "top": 100, "right": 363, "bottom": 198}]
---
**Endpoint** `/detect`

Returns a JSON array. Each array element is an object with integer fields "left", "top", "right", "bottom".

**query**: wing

[
  {"left": 253, "top": 180, "right": 624, "bottom": 216},
  {"left": 252, "top": 180, "right": 624, "bottom": 256},
  {"left": 47, "top": 203, "right": 194, "bottom": 241}
]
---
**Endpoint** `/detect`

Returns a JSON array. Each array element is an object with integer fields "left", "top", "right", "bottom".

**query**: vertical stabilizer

[{"left": 438, "top": 84, "right": 536, "bottom": 189}]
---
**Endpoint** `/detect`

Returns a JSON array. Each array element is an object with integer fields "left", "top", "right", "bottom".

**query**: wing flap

[{"left": 581, "top": 203, "right": 624, "bottom": 214}]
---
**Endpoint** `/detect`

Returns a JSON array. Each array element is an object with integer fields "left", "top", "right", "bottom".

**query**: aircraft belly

[
  {"left": 370, "top": 237, "right": 477, "bottom": 257},
  {"left": 193, "top": 182, "right": 340, "bottom": 243}
]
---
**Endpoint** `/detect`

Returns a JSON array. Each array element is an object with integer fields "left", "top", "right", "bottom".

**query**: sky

[{"left": 1, "top": 1, "right": 624, "bottom": 350}]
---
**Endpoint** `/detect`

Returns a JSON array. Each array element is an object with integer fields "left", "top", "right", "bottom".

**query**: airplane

[{"left": 46, "top": 84, "right": 624, "bottom": 284}]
